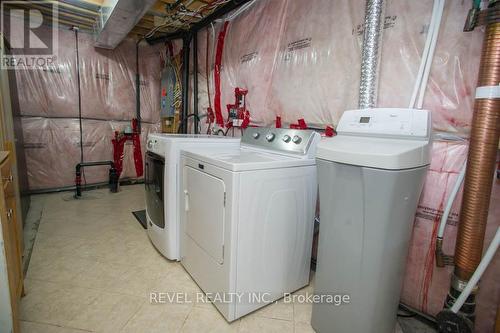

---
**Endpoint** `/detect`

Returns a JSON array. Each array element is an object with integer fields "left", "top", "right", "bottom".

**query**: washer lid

[
  {"left": 182, "top": 148, "right": 315, "bottom": 171},
  {"left": 317, "top": 108, "right": 432, "bottom": 170}
]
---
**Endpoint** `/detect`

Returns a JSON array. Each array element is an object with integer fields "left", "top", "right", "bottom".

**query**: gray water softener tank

[{"left": 311, "top": 108, "right": 432, "bottom": 333}]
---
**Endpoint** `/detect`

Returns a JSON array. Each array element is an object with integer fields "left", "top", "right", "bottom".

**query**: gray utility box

[{"left": 311, "top": 108, "right": 432, "bottom": 333}]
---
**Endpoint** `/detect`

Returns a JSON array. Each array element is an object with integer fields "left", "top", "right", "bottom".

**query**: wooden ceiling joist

[
  {"left": 4, "top": 0, "right": 235, "bottom": 42},
  {"left": 48, "top": 1, "right": 100, "bottom": 17}
]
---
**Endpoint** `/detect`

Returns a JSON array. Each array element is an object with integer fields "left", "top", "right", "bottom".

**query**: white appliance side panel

[
  {"left": 235, "top": 165, "right": 317, "bottom": 318},
  {"left": 311, "top": 160, "right": 427, "bottom": 333},
  {"left": 184, "top": 166, "right": 225, "bottom": 264}
]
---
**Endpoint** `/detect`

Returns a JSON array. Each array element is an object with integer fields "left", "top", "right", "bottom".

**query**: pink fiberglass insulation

[
  {"left": 377, "top": 1, "right": 483, "bottom": 134},
  {"left": 79, "top": 33, "right": 136, "bottom": 120},
  {"left": 196, "top": 0, "right": 482, "bottom": 134},
  {"left": 9, "top": 25, "right": 163, "bottom": 190},
  {"left": 10, "top": 21, "right": 78, "bottom": 118},
  {"left": 139, "top": 42, "right": 163, "bottom": 124},
  {"left": 220, "top": 0, "right": 287, "bottom": 126},
  {"left": 21, "top": 118, "right": 81, "bottom": 189},
  {"left": 21, "top": 117, "right": 160, "bottom": 189},
  {"left": 267, "top": 0, "right": 362, "bottom": 126}
]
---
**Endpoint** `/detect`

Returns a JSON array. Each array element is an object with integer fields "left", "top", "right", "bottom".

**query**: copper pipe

[
  {"left": 454, "top": 21, "right": 500, "bottom": 281},
  {"left": 477, "top": 23, "right": 500, "bottom": 85}
]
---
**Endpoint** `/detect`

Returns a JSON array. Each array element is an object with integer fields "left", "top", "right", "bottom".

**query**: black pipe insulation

[
  {"left": 73, "top": 28, "right": 83, "bottom": 164},
  {"left": 193, "top": 31, "right": 199, "bottom": 134},
  {"left": 181, "top": 33, "right": 192, "bottom": 134},
  {"left": 136, "top": 40, "right": 142, "bottom": 133}
]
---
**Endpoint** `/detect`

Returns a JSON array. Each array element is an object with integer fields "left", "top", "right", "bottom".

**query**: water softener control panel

[{"left": 336, "top": 108, "right": 430, "bottom": 140}]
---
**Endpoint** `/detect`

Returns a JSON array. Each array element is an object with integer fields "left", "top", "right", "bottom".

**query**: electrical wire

[
  {"left": 144, "top": 0, "right": 231, "bottom": 39},
  {"left": 215, "top": 129, "right": 226, "bottom": 136},
  {"left": 164, "top": 47, "right": 183, "bottom": 125}
]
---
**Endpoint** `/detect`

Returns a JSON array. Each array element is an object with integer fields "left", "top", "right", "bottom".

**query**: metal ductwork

[
  {"left": 358, "top": 0, "right": 385, "bottom": 109},
  {"left": 440, "top": 2, "right": 500, "bottom": 330},
  {"left": 94, "top": 0, "right": 156, "bottom": 49}
]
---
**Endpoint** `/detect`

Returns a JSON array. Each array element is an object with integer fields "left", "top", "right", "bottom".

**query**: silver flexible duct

[{"left": 358, "top": 0, "right": 385, "bottom": 109}]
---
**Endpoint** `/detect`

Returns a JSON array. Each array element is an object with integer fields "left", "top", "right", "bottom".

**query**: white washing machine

[
  {"left": 145, "top": 134, "right": 240, "bottom": 260},
  {"left": 179, "top": 128, "right": 320, "bottom": 321}
]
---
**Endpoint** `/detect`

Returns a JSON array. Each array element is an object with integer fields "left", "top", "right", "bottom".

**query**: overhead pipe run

[{"left": 358, "top": 0, "right": 385, "bottom": 109}]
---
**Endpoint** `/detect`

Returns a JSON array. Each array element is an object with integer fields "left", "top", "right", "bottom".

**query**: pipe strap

[{"left": 475, "top": 85, "right": 500, "bottom": 99}]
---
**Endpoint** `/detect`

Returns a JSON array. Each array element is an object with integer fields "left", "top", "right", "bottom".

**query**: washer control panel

[
  {"left": 146, "top": 135, "right": 167, "bottom": 156},
  {"left": 242, "top": 127, "right": 319, "bottom": 156}
]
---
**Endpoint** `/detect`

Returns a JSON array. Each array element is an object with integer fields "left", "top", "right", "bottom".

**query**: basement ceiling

[{"left": 3, "top": 0, "right": 231, "bottom": 40}]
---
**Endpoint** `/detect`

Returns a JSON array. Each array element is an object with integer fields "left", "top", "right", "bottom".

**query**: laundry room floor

[{"left": 20, "top": 185, "right": 436, "bottom": 333}]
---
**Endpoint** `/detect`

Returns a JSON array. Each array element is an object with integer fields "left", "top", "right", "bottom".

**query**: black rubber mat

[{"left": 132, "top": 210, "right": 147, "bottom": 229}]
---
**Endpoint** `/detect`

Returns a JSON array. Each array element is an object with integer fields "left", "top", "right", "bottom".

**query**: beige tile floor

[
  {"left": 21, "top": 185, "right": 434, "bottom": 333},
  {"left": 20, "top": 185, "right": 318, "bottom": 333}
]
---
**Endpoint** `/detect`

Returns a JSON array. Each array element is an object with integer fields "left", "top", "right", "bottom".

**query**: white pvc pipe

[
  {"left": 438, "top": 162, "right": 467, "bottom": 239},
  {"left": 409, "top": 0, "right": 439, "bottom": 108},
  {"left": 417, "top": 0, "right": 445, "bottom": 109},
  {"left": 451, "top": 227, "right": 500, "bottom": 313}
]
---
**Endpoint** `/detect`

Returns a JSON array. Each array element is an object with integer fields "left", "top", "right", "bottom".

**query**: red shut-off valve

[{"left": 226, "top": 88, "right": 250, "bottom": 129}]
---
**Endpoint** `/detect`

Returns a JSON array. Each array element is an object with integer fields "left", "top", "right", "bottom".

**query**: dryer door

[{"left": 184, "top": 166, "right": 226, "bottom": 264}]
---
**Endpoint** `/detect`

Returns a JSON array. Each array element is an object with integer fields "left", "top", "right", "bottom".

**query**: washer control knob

[
  {"left": 252, "top": 132, "right": 260, "bottom": 139},
  {"left": 265, "top": 133, "right": 275, "bottom": 142},
  {"left": 147, "top": 140, "right": 153, "bottom": 149},
  {"left": 292, "top": 135, "right": 302, "bottom": 144},
  {"left": 282, "top": 135, "right": 291, "bottom": 143}
]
